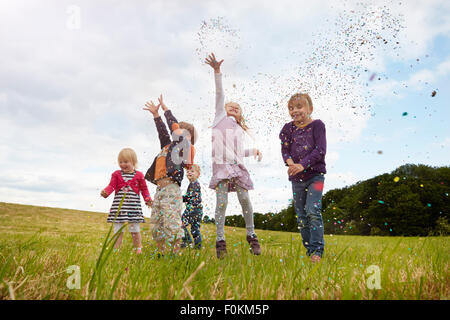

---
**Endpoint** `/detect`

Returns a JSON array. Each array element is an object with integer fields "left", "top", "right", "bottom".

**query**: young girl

[
  {"left": 143, "top": 95, "right": 196, "bottom": 256},
  {"left": 205, "top": 53, "right": 263, "bottom": 259},
  {"left": 279, "top": 93, "right": 327, "bottom": 263},
  {"left": 101, "top": 148, "right": 152, "bottom": 255}
]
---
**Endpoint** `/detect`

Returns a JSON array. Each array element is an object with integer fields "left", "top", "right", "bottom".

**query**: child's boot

[
  {"left": 246, "top": 234, "right": 261, "bottom": 255},
  {"left": 216, "top": 240, "right": 227, "bottom": 259}
]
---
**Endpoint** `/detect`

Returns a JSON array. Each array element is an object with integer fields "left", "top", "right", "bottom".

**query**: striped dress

[{"left": 106, "top": 171, "right": 146, "bottom": 223}]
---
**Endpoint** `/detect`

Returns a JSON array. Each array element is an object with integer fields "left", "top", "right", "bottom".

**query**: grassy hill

[{"left": 0, "top": 202, "right": 448, "bottom": 300}]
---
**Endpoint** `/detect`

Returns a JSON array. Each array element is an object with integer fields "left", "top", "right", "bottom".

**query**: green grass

[{"left": 0, "top": 202, "right": 448, "bottom": 300}]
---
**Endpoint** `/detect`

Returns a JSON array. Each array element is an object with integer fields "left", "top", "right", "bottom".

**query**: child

[
  {"left": 205, "top": 53, "right": 263, "bottom": 259},
  {"left": 279, "top": 93, "right": 327, "bottom": 263},
  {"left": 143, "top": 95, "right": 196, "bottom": 255},
  {"left": 101, "top": 148, "right": 152, "bottom": 255},
  {"left": 181, "top": 164, "right": 203, "bottom": 249}
]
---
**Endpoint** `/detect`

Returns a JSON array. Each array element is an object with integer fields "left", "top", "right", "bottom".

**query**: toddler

[{"left": 101, "top": 148, "right": 152, "bottom": 255}]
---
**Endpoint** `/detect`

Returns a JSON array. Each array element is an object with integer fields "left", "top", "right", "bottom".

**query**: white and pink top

[{"left": 209, "top": 72, "right": 255, "bottom": 192}]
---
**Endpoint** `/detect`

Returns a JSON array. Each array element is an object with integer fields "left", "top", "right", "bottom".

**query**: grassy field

[{"left": 0, "top": 201, "right": 448, "bottom": 300}]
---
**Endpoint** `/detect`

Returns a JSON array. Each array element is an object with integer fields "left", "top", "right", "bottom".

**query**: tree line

[{"left": 203, "top": 164, "right": 450, "bottom": 236}]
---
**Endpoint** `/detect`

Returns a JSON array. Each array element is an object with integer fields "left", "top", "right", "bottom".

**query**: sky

[{"left": 0, "top": 0, "right": 449, "bottom": 219}]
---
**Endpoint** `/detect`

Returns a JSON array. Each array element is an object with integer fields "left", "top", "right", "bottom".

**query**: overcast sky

[{"left": 1, "top": 0, "right": 449, "bottom": 218}]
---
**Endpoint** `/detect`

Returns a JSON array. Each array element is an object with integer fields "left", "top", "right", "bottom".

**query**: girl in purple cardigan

[
  {"left": 279, "top": 93, "right": 327, "bottom": 263},
  {"left": 205, "top": 53, "right": 263, "bottom": 259}
]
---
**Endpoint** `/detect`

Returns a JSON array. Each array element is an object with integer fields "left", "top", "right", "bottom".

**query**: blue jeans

[
  {"left": 182, "top": 208, "right": 203, "bottom": 248},
  {"left": 292, "top": 175, "right": 325, "bottom": 257}
]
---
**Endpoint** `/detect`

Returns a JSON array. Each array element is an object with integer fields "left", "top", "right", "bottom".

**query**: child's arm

[
  {"left": 143, "top": 99, "right": 171, "bottom": 148},
  {"left": 182, "top": 182, "right": 191, "bottom": 203},
  {"left": 101, "top": 172, "right": 117, "bottom": 198},
  {"left": 158, "top": 95, "right": 181, "bottom": 133},
  {"left": 138, "top": 174, "right": 153, "bottom": 206},
  {"left": 279, "top": 124, "right": 294, "bottom": 166},
  {"left": 298, "top": 121, "right": 327, "bottom": 170},
  {"left": 205, "top": 53, "right": 226, "bottom": 124},
  {"left": 158, "top": 95, "right": 195, "bottom": 168}
]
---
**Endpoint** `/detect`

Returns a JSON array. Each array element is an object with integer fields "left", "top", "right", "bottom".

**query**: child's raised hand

[
  {"left": 158, "top": 94, "right": 168, "bottom": 112},
  {"left": 205, "top": 53, "right": 224, "bottom": 73},
  {"left": 143, "top": 100, "right": 160, "bottom": 116},
  {"left": 100, "top": 189, "right": 108, "bottom": 198}
]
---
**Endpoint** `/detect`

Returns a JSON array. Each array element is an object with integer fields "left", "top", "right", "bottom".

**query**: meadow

[{"left": 0, "top": 202, "right": 448, "bottom": 300}]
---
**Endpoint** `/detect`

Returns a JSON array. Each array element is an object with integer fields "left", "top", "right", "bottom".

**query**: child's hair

[
  {"left": 179, "top": 122, "right": 197, "bottom": 145},
  {"left": 190, "top": 164, "right": 201, "bottom": 176},
  {"left": 288, "top": 93, "right": 313, "bottom": 109},
  {"left": 225, "top": 101, "right": 249, "bottom": 131},
  {"left": 118, "top": 148, "right": 138, "bottom": 167}
]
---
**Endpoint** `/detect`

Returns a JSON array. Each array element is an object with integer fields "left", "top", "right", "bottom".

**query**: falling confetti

[
  {"left": 195, "top": 17, "right": 241, "bottom": 64},
  {"left": 194, "top": 4, "right": 407, "bottom": 144}
]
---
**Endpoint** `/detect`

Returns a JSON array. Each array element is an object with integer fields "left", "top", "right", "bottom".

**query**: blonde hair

[
  {"left": 190, "top": 164, "right": 201, "bottom": 176},
  {"left": 225, "top": 102, "right": 249, "bottom": 131},
  {"left": 118, "top": 148, "right": 138, "bottom": 168},
  {"left": 288, "top": 93, "right": 313, "bottom": 110}
]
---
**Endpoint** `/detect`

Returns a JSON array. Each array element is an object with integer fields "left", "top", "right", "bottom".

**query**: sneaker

[
  {"left": 216, "top": 240, "right": 227, "bottom": 259},
  {"left": 311, "top": 254, "right": 321, "bottom": 263},
  {"left": 246, "top": 235, "right": 261, "bottom": 255},
  {"left": 136, "top": 247, "right": 142, "bottom": 255}
]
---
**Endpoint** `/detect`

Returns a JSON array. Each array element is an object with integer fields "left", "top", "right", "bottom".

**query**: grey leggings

[{"left": 215, "top": 180, "right": 255, "bottom": 241}]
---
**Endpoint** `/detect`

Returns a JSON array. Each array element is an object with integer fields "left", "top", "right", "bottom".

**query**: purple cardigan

[{"left": 279, "top": 119, "right": 327, "bottom": 182}]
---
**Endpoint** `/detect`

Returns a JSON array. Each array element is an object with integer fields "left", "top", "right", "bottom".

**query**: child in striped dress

[{"left": 101, "top": 148, "right": 152, "bottom": 254}]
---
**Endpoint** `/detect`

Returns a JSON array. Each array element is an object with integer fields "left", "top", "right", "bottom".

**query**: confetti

[{"left": 196, "top": 17, "right": 241, "bottom": 64}]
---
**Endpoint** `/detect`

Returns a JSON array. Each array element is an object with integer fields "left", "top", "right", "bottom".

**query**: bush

[{"left": 433, "top": 216, "right": 450, "bottom": 236}]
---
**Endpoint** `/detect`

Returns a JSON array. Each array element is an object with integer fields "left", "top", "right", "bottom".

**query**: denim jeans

[
  {"left": 182, "top": 208, "right": 203, "bottom": 248},
  {"left": 292, "top": 175, "right": 325, "bottom": 257}
]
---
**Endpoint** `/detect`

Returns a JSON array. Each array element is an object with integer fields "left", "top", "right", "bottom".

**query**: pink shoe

[
  {"left": 136, "top": 247, "right": 142, "bottom": 255},
  {"left": 311, "top": 255, "right": 321, "bottom": 263}
]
